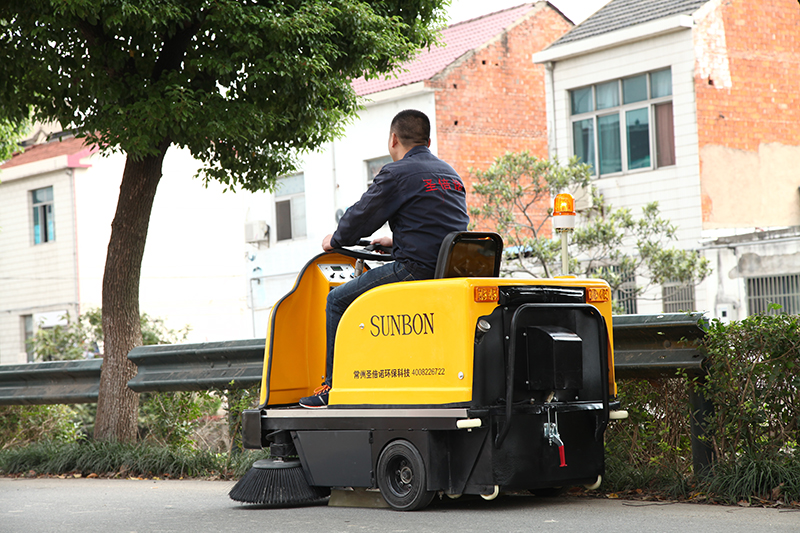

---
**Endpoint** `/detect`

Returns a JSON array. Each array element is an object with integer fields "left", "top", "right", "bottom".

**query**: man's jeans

[{"left": 325, "top": 261, "right": 421, "bottom": 387}]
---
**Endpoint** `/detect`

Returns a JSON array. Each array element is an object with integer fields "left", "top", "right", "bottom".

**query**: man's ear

[
  {"left": 426, "top": 138, "right": 431, "bottom": 148},
  {"left": 390, "top": 132, "right": 400, "bottom": 148}
]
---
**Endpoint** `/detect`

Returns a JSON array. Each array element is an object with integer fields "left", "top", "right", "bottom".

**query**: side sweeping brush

[{"left": 229, "top": 458, "right": 330, "bottom": 507}]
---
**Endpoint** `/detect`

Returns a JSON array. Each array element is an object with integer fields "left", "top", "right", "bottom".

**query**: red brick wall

[
  {"left": 429, "top": 3, "right": 572, "bottom": 231},
  {"left": 695, "top": 0, "right": 800, "bottom": 225},
  {"left": 696, "top": 0, "right": 800, "bottom": 152}
]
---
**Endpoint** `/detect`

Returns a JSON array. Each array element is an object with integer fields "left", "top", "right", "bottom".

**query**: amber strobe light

[
  {"left": 553, "top": 193, "right": 576, "bottom": 275},
  {"left": 474, "top": 286, "right": 499, "bottom": 302}
]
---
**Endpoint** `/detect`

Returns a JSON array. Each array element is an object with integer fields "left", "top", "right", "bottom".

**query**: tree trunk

[{"left": 94, "top": 143, "right": 169, "bottom": 442}]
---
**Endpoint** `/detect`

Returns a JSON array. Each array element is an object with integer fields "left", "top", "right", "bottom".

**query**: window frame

[
  {"left": 569, "top": 68, "right": 675, "bottom": 177},
  {"left": 31, "top": 186, "right": 55, "bottom": 245},
  {"left": 274, "top": 173, "right": 306, "bottom": 242},
  {"left": 365, "top": 155, "right": 392, "bottom": 189},
  {"left": 746, "top": 274, "right": 800, "bottom": 316},
  {"left": 662, "top": 281, "right": 696, "bottom": 313}
]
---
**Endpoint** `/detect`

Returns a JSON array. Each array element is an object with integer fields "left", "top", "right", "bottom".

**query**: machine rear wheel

[{"left": 376, "top": 440, "right": 435, "bottom": 511}]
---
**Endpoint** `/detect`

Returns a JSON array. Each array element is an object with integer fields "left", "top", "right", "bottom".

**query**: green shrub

[
  {"left": 0, "top": 439, "right": 269, "bottom": 479},
  {"left": 603, "top": 377, "right": 693, "bottom": 497},
  {"left": 698, "top": 311, "right": 800, "bottom": 463},
  {"left": 138, "top": 391, "right": 221, "bottom": 449},
  {"left": 0, "top": 404, "right": 81, "bottom": 449}
]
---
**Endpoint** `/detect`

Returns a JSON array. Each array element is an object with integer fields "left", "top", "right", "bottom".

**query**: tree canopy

[
  {"left": 0, "top": 0, "right": 445, "bottom": 187},
  {"left": 0, "top": 0, "right": 448, "bottom": 441},
  {"left": 0, "top": 116, "right": 29, "bottom": 163},
  {"left": 470, "top": 151, "right": 711, "bottom": 310}
]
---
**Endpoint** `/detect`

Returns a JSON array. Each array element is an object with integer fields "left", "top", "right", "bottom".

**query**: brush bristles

[{"left": 229, "top": 460, "right": 330, "bottom": 506}]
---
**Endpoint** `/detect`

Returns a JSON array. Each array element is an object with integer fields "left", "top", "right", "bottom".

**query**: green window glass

[
  {"left": 622, "top": 74, "right": 647, "bottom": 104},
  {"left": 572, "top": 118, "right": 595, "bottom": 174},
  {"left": 32, "top": 186, "right": 55, "bottom": 244},
  {"left": 570, "top": 86, "right": 593, "bottom": 115},
  {"left": 650, "top": 69, "right": 672, "bottom": 98},
  {"left": 626, "top": 108, "right": 651, "bottom": 170},
  {"left": 595, "top": 81, "right": 619, "bottom": 110},
  {"left": 598, "top": 114, "right": 621, "bottom": 175}
]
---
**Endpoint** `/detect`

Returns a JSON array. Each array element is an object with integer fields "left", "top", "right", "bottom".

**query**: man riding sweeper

[
  {"left": 230, "top": 112, "right": 621, "bottom": 511},
  {"left": 298, "top": 108, "right": 470, "bottom": 408}
]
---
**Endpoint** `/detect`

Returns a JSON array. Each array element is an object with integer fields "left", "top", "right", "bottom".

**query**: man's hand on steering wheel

[{"left": 370, "top": 236, "right": 392, "bottom": 253}]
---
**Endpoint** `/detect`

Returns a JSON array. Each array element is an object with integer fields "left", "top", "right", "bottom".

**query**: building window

[
  {"left": 662, "top": 282, "right": 696, "bottom": 313},
  {"left": 595, "top": 265, "right": 638, "bottom": 315},
  {"left": 32, "top": 186, "right": 55, "bottom": 244},
  {"left": 274, "top": 173, "right": 306, "bottom": 242},
  {"left": 366, "top": 155, "right": 392, "bottom": 188},
  {"left": 746, "top": 274, "right": 800, "bottom": 315},
  {"left": 570, "top": 68, "right": 675, "bottom": 176}
]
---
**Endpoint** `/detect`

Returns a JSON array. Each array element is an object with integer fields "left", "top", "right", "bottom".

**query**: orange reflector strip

[
  {"left": 474, "top": 286, "right": 499, "bottom": 303},
  {"left": 587, "top": 287, "right": 610, "bottom": 303}
]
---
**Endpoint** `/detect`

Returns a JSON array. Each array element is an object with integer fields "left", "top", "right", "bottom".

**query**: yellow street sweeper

[{"left": 231, "top": 232, "right": 622, "bottom": 511}]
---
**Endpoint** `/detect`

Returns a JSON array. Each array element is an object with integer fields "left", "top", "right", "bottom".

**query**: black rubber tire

[{"left": 376, "top": 440, "right": 435, "bottom": 511}]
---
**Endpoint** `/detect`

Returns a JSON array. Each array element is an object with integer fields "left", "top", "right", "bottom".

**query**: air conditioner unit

[
  {"left": 245, "top": 221, "right": 270, "bottom": 243},
  {"left": 573, "top": 185, "right": 593, "bottom": 212}
]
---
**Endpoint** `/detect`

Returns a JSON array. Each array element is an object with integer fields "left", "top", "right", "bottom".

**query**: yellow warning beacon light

[
  {"left": 552, "top": 193, "right": 576, "bottom": 231},
  {"left": 553, "top": 192, "right": 576, "bottom": 275}
]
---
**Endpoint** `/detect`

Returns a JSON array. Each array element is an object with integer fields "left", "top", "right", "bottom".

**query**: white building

[
  {"left": 0, "top": 134, "right": 266, "bottom": 364},
  {"left": 533, "top": 0, "right": 800, "bottom": 320}
]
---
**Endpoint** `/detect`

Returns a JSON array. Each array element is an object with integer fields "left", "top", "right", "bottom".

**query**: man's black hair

[{"left": 390, "top": 109, "right": 431, "bottom": 146}]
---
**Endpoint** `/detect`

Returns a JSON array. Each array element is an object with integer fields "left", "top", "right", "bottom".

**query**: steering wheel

[{"left": 331, "top": 239, "right": 394, "bottom": 262}]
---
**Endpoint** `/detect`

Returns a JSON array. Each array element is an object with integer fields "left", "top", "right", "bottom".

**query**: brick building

[
  {"left": 533, "top": 0, "right": 800, "bottom": 318},
  {"left": 245, "top": 2, "right": 574, "bottom": 333}
]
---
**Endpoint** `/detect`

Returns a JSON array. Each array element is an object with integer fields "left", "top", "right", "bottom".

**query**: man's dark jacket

[{"left": 330, "top": 145, "right": 469, "bottom": 277}]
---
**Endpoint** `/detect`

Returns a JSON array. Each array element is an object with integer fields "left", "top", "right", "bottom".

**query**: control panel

[{"left": 318, "top": 263, "right": 356, "bottom": 284}]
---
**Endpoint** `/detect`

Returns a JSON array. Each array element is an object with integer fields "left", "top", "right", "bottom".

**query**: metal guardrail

[
  {"left": 127, "top": 338, "right": 266, "bottom": 392},
  {"left": 0, "top": 314, "right": 706, "bottom": 405},
  {"left": 613, "top": 312, "right": 707, "bottom": 379},
  {"left": 0, "top": 359, "right": 102, "bottom": 405}
]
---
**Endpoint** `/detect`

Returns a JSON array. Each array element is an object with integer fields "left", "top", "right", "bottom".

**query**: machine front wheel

[{"left": 376, "top": 440, "right": 435, "bottom": 511}]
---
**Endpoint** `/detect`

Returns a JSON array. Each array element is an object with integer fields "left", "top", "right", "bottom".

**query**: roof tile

[{"left": 353, "top": 3, "right": 539, "bottom": 96}]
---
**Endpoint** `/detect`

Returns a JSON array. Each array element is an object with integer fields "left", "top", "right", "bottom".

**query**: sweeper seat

[{"left": 433, "top": 231, "right": 503, "bottom": 279}]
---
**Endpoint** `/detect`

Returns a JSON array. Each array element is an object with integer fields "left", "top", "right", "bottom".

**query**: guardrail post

[{"left": 689, "top": 376, "right": 715, "bottom": 480}]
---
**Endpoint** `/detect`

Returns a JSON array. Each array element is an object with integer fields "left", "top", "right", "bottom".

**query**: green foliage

[
  {"left": 27, "top": 308, "right": 190, "bottom": 361},
  {"left": 219, "top": 384, "right": 261, "bottom": 454},
  {"left": 0, "top": 0, "right": 447, "bottom": 189},
  {"left": 0, "top": 439, "right": 269, "bottom": 479},
  {"left": 469, "top": 152, "right": 711, "bottom": 305},
  {"left": 705, "top": 454, "right": 800, "bottom": 505},
  {"left": 604, "top": 378, "right": 693, "bottom": 497},
  {"left": 0, "top": 405, "right": 82, "bottom": 449},
  {"left": 27, "top": 313, "right": 97, "bottom": 361},
  {"left": 470, "top": 153, "right": 591, "bottom": 277},
  {"left": 698, "top": 312, "right": 800, "bottom": 463},
  {"left": 0, "top": 114, "right": 30, "bottom": 163},
  {"left": 139, "top": 391, "right": 221, "bottom": 449},
  {"left": 139, "top": 312, "right": 190, "bottom": 346}
]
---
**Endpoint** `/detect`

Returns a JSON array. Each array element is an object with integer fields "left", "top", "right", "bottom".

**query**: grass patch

[
  {"left": 0, "top": 439, "right": 268, "bottom": 479},
  {"left": 603, "top": 453, "right": 692, "bottom": 499},
  {"left": 703, "top": 455, "right": 800, "bottom": 505}
]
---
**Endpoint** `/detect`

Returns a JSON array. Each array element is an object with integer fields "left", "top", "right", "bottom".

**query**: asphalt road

[{"left": 1, "top": 478, "right": 799, "bottom": 533}]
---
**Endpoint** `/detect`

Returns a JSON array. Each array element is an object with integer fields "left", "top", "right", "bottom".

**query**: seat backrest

[{"left": 433, "top": 232, "right": 503, "bottom": 279}]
